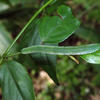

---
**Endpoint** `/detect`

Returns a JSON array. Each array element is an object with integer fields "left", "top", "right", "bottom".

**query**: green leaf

[
  {"left": 19, "top": 19, "right": 40, "bottom": 50},
  {"left": 92, "top": 73, "right": 100, "bottom": 86},
  {"left": 39, "top": 5, "right": 80, "bottom": 43},
  {"left": 0, "top": 61, "right": 35, "bottom": 100},
  {"left": 81, "top": 51, "right": 100, "bottom": 64},
  {"left": 19, "top": 19, "right": 59, "bottom": 85},
  {"left": 19, "top": 19, "right": 57, "bottom": 66},
  {"left": 21, "top": 44, "right": 100, "bottom": 55},
  {"left": 42, "top": 64, "right": 59, "bottom": 85},
  {"left": 0, "top": 23, "right": 12, "bottom": 56},
  {"left": 75, "top": 25, "right": 100, "bottom": 43},
  {"left": 9, "top": 0, "right": 34, "bottom": 6},
  {"left": 44, "top": 0, "right": 65, "bottom": 14}
]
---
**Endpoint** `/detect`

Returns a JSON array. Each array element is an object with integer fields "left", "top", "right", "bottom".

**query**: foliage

[{"left": 0, "top": 0, "right": 100, "bottom": 100}]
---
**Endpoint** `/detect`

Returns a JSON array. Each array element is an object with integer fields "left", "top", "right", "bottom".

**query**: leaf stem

[
  {"left": 7, "top": 52, "right": 21, "bottom": 58},
  {"left": 0, "top": 0, "right": 53, "bottom": 64}
]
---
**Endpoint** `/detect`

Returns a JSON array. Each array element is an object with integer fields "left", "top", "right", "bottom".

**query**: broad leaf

[
  {"left": 0, "top": 61, "right": 35, "bottom": 100},
  {"left": 19, "top": 19, "right": 57, "bottom": 66},
  {"left": 21, "top": 44, "right": 100, "bottom": 55},
  {"left": 19, "top": 20, "right": 40, "bottom": 50},
  {"left": 81, "top": 51, "right": 100, "bottom": 64},
  {"left": 19, "top": 20, "right": 59, "bottom": 85},
  {"left": 39, "top": 5, "right": 80, "bottom": 43}
]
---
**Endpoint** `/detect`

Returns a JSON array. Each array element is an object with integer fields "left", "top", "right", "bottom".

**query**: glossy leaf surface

[
  {"left": 81, "top": 51, "right": 100, "bottom": 64},
  {"left": 0, "top": 61, "right": 35, "bottom": 100},
  {"left": 39, "top": 5, "right": 80, "bottom": 43}
]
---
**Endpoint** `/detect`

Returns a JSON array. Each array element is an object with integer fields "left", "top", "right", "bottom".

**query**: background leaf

[
  {"left": 9, "top": 0, "right": 34, "bottom": 6},
  {"left": 75, "top": 25, "right": 100, "bottom": 43},
  {"left": 0, "top": 22, "right": 13, "bottom": 56}
]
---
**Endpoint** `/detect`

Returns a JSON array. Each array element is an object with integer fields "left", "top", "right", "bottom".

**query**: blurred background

[{"left": 0, "top": 0, "right": 100, "bottom": 100}]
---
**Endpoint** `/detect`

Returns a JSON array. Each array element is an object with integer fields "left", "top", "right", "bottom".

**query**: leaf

[
  {"left": 81, "top": 51, "right": 100, "bottom": 64},
  {"left": 0, "top": 23, "right": 12, "bottom": 56},
  {"left": 42, "top": 64, "right": 59, "bottom": 85},
  {"left": 39, "top": 5, "right": 80, "bottom": 43},
  {"left": 75, "top": 25, "right": 100, "bottom": 43},
  {"left": 9, "top": 0, "right": 34, "bottom": 6},
  {"left": 19, "top": 19, "right": 59, "bottom": 85},
  {"left": 19, "top": 19, "right": 57, "bottom": 66},
  {"left": 19, "top": 19, "right": 40, "bottom": 50},
  {"left": 44, "top": 0, "right": 65, "bottom": 14},
  {"left": 92, "top": 73, "right": 100, "bottom": 86},
  {"left": 0, "top": 22, "right": 17, "bottom": 56},
  {"left": 0, "top": 61, "right": 35, "bottom": 100},
  {"left": 21, "top": 44, "right": 100, "bottom": 55},
  {"left": 17, "top": 55, "right": 36, "bottom": 69}
]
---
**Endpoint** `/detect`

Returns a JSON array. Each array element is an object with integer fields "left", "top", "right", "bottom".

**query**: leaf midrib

[{"left": 7, "top": 65, "right": 24, "bottom": 100}]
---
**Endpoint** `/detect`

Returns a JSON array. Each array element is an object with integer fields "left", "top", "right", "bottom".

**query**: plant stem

[
  {"left": 0, "top": 0, "right": 53, "bottom": 64},
  {"left": 7, "top": 52, "right": 21, "bottom": 58}
]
